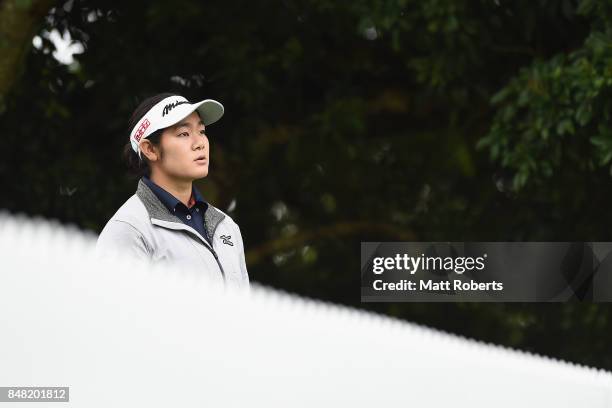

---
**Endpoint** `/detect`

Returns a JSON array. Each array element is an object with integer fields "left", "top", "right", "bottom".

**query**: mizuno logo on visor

[{"left": 162, "top": 100, "right": 190, "bottom": 117}]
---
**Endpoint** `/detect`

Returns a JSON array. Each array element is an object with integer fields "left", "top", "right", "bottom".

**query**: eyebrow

[{"left": 173, "top": 120, "right": 205, "bottom": 130}]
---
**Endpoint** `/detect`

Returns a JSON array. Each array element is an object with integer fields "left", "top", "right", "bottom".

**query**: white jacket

[{"left": 96, "top": 179, "right": 249, "bottom": 290}]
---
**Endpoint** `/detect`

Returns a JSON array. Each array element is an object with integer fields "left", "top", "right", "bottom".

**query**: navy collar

[{"left": 141, "top": 176, "right": 208, "bottom": 213}]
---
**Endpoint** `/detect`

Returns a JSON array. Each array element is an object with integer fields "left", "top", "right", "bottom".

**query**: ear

[{"left": 140, "top": 140, "right": 159, "bottom": 162}]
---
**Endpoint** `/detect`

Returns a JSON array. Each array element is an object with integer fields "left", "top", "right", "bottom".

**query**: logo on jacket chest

[{"left": 220, "top": 235, "right": 233, "bottom": 246}]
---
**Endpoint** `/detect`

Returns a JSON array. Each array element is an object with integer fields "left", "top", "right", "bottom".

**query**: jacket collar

[
  {"left": 141, "top": 175, "right": 208, "bottom": 213},
  {"left": 136, "top": 178, "right": 226, "bottom": 239}
]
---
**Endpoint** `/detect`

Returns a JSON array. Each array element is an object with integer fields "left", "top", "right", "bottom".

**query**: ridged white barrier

[{"left": 0, "top": 212, "right": 611, "bottom": 407}]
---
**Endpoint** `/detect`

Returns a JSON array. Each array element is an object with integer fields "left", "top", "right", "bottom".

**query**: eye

[
  {"left": 200, "top": 129, "right": 207, "bottom": 136},
  {"left": 179, "top": 132, "right": 189, "bottom": 137}
]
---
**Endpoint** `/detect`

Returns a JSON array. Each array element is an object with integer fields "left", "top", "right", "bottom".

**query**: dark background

[{"left": 1, "top": 0, "right": 611, "bottom": 369}]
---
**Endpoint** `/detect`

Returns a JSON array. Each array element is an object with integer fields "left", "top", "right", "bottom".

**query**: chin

[{"left": 194, "top": 168, "right": 209, "bottom": 179}]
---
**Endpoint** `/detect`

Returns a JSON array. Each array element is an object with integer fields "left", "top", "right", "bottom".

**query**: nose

[{"left": 193, "top": 133, "right": 207, "bottom": 151}]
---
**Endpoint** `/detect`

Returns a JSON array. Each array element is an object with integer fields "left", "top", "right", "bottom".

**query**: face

[{"left": 144, "top": 111, "right": 210, "bottom": 182}]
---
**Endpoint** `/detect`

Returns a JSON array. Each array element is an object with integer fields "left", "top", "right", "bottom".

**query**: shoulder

[
  {"left": 210, "top": 205, "right": 233, "bottom": 222},
  {"left": 97, "top": 195, "right": 153, "bottom": 256},
  {"left": 208, "top": 205, "right": 247, "bottom": 248},
  {"left": 208, "top": 204, "right": 240, "bottom": 229},
  {"left": 101, "top": 194, "right": 151, "bottom": 234},
  {"left": 114, "top": 194, "right": 148, "bottom": 219}
]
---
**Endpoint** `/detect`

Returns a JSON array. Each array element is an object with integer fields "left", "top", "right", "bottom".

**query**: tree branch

[{"left": 0, "top": 0, "right": 56, "bottom": 106}]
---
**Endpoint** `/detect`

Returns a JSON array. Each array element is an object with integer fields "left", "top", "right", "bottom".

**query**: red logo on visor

[{"left": 134, "top": 118, "right": 151, "bottom": 142}]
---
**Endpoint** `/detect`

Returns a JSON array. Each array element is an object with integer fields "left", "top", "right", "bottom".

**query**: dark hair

[{"left": 123, "top": 92, "right": 179, "bottom": 178}]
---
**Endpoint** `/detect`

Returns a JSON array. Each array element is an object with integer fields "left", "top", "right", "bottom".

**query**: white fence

[{"left": 1, "top": 212, "right": 611, "bottom": 407}]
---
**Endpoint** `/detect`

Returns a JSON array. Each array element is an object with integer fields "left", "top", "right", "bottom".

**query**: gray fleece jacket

[{"left": 96, "top": 179, "right": 249, "bottom": 290}]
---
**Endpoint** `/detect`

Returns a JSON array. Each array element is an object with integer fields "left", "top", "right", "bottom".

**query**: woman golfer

[{"left": 96, "top": 93, "right": 249, "bottom": 289}]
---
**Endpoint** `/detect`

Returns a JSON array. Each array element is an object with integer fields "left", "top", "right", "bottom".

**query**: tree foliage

[{"left": 480, "top": 0, "right": 612, "bottom": 191}]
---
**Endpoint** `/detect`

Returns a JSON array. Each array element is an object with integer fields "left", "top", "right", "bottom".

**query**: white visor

[{"left": 129, "top": 95, "right": 224, "bottom": 158}]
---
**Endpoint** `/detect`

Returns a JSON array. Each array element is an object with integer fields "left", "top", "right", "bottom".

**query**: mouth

[{"left": 194, "top": 155, "right": 207, "bottom": 164}]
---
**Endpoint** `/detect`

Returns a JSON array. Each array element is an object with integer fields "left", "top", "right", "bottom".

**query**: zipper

[
  {"left": 149, "top": 218, "right": 225, "bottom": 282},
  {"left": 203, "top": 227, "right": 225, "bottom": 282},
  {"left": 205, "top": 243, "right": 226, "bottom": 282}
]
